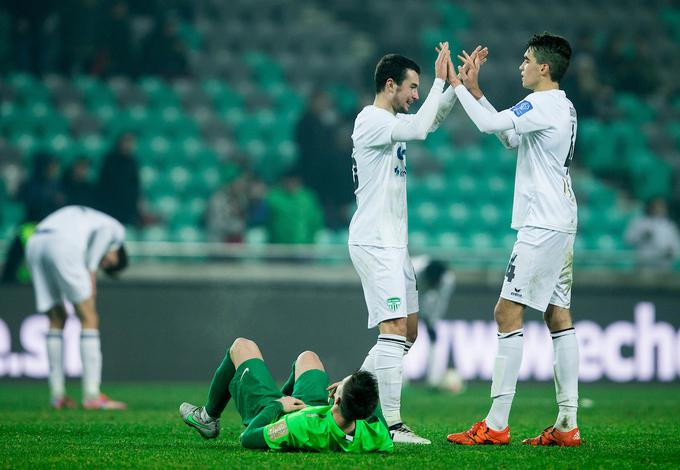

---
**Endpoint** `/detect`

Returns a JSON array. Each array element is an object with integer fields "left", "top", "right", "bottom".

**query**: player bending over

[
  {"left": 446, "top": 32, "right": 580, "bottom": 447},
  {"left": 179, "top": 337, "right": 393, "bottom": 453}
]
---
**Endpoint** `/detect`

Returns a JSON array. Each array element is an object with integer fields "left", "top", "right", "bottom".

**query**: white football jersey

[
  {"left": 348, "top": 106, "right": 411, "bottom": 247},
  {"left": 36, "top": 205, "right": 126, "bottom": 270},
  {"left": 502, "top": 90, "right": 578, "bottom": 233}
]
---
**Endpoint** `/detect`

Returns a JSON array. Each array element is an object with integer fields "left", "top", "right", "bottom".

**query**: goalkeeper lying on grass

[{"left": 179, "top": 337, "right": 393, "bottom": 453}]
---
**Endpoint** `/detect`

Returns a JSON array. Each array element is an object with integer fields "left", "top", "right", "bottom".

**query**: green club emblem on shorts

[{"left": 386, "top": 297, "right": 401, "bottom": 312}]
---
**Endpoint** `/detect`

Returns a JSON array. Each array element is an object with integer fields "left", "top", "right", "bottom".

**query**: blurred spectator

[
  {"left": 295, "top": 90, "right": 355, "bottom": 229},
  {"left": 625, "top": 198, "right": 680, "bottom": 271},
  {"left": 17, "top": 151, "right": 65, "bottom": 222},
  {"left": 95, "top": 133, "right": 140, "bottom": 225},
  {"left": 95, "top": 0, "right": 134, "bottom": 76},
  {"left": 139, "top": 14, "right": 188, "bottom": 78},
  {"left": 265, "top": 172, "right": 323, "bottom": 244},
  {"left": 206, "top": 171, "right": 269, "bottom": 243},
  {"left": 562, "top": 54, "right": 614, "bottom": 120},
  {"left": 0, "top": 221, "right": 35, "bottom": 284},
  {"left": 62, "top": 157, "right": 96, "bottom": 206}
]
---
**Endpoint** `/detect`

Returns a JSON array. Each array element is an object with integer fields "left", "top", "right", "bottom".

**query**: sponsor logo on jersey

[
  {"left": 386, "top": 297, "right": 401, "bottom": 311},
  {"left": 267, "top": 422, "right": 289, "bottom": 441},
  {"left": 394, "top": 166, "right": 407, "bottom": 177},
  {"left": 511, "top": 100, "right": 533, "bottom": 117},
  {"left": 397, "top": 145, "right": 406, "bottom": 160}
]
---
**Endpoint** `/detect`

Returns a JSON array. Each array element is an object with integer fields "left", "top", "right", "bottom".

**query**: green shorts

[{"left": 230, "top": 358, "right": 329, "bottom": 426}]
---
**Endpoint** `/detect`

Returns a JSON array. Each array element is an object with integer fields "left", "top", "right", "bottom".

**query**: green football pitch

[{"left": 1, "top": 381, "right": 679, "bottom": 469}]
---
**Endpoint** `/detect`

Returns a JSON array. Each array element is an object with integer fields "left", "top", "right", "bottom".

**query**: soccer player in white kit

[
  {"left": 348, "top": 43, "right": 484, "bottom": 444},
  {"left": 26, "top": 205, "right": 129, "bottom": 410},
  {"left": 445, "top": 33, "right": 581, "bottom": 447}
]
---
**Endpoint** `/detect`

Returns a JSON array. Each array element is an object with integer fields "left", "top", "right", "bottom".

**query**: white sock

[
  {"left": 486, "top": 329, "right": 523, "bottom": 431},
  {"left": 403, "top": 340, "right": 414, "bottom": 355},
  {"left": 552, "top": 328, "right": 579, "bottom": 431},
  {"left": 80, "top": 329, "right": 102, "bottom": 401},
  {"left": 47, "top": 329, "right": 65, "bottom": 400},
  {"left": 374, "top": 334, "right": 406, "bottom": 426},
  {"left": 360, "top": 344, "right": 377, "bottom": 374}
]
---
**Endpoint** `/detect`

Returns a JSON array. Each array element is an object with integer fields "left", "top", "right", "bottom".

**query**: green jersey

[{"left": 263, "top": 404, "right": 393, "bottom": 453}]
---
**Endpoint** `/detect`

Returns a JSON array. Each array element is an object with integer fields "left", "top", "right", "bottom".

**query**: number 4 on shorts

[{"left": 506, "top": 254, "right": 517, "bottom": 283}]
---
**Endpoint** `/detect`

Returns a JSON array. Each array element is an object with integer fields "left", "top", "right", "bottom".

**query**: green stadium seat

[
  {"left": 203, "top": 79, "right": 244, "bottom": 111},
  {"left": 142, "top": 225, "right": 170, "bottom": 242},
  {"left": 139, "top": 76, "right": 179, "bottom": 108}
]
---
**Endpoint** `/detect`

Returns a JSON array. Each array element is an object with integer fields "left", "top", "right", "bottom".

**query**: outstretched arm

[
  {"left": 391, "top": 42, "right": 450, "bottom": 141},
  {"left": 451, "top": 48, "right": 519, "bottom": 147}
]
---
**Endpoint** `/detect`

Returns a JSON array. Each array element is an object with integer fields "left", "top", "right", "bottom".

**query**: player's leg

[
  {"left": 201, "top": 338, "right": 254, "bottom": 419},
  {"left": 290, "top": 351, "right": 330, "bottom": 407},
  {"left": 46, "top": 304, "right": 76, "bottom": 409},
  {"left": 523, "top": 236, "right": 580, "bottom": 447},
  {"left": 26, "top": 239, "right": 74, "bottom": 409}
]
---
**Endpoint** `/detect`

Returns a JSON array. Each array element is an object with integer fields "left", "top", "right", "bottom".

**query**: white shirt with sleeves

[
  {"left": 37, "top": 205, "right": 126, "bottom": 270},
  {"left": 348, "top": 79, "right": 452, "bottom": 247},
  {"left": 348, "top": 105, "right": 410, "bottom": 247},
  {"left": 505, "top": 90, "right": 578, "bottom": 233}
]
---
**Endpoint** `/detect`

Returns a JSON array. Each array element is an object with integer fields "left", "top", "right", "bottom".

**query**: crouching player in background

[
  {"left": 26, "top": 205, "right": 128, "bottom": 409},
  {"left": 179, "top": 337, "right": 394, "bottom": 453}
]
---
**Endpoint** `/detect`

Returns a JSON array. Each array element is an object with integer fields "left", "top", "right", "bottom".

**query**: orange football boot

[
  {"left": 447, "top": 420, "right": 510, "bottom": 445},
  {"left": 522, "top": 426, "right": 581, "bottom": 447}
]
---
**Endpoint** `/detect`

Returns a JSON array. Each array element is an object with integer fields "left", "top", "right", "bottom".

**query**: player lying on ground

[{"left": 179, "top": 337, "right": 394, "bottom": 453}]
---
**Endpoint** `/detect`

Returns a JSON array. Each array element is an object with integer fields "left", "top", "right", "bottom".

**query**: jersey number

[
  {"left": 505, "top": 254, "right": 517, "bottom": 283},
  {"left": 564, "top": 123, "right": 575, "bottom": 173}
]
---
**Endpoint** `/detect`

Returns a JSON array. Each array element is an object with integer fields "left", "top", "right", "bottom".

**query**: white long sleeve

[
  {"left": 454, "top": 84, "right": 515, "bottom": 133},
  {"left": 429, "top": 85, "right": 458, "bottom": 132},
  {"left": 391, "top": 78, "right": 445, "bottom": 141},
  {"left": 478, "top": 96, "right": 520, "bottom": 149},
  {"left": 85, "top": 227, "right": 121, "bottom": 271}
]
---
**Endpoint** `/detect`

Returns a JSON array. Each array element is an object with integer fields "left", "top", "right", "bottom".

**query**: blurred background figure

[
  {"left": 265, "top": 172, "right": 322, "bottom": 244},
  {"left": 17, "top": 152, "right": 64, "bottom": 223},
  {"left": 294, "top": 90, "right": 355, "bottom": 230},
  {"left": 206, "top": 172, "right": 267, "bottom": 244},
  {"left": 625, "top": 198, "right": 680, "bottom": 271},
  {"left": 95, "top": 133, "right": 140, "bottom": 226},
  {"left": 62, "top": 157, "right": 96, "bottom": 207},
  {"left": 412, "top": 256, "right": 463, "bottom": 391}
]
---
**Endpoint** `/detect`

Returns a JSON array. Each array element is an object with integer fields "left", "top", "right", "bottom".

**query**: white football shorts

[
  {"left": 26, "top": 232, "right": 93, "bottom": 312},
  {"left": 500, "top": 226, "right": 575, "bottom": 312},
  {"left": 349, "top": 245, "right": 419, "bottom": 329}
]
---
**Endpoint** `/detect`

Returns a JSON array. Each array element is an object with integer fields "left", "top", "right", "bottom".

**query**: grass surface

[{"left": 1, "top": 381, "right": 679, "bottom": 469}]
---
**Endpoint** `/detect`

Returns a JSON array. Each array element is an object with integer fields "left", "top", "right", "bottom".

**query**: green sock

[
  {"left": 280, "top": 360, "right": 296, "bottom": 396},
  {"left": 205, "top": 350, "right": 236, "bottom": 418}
]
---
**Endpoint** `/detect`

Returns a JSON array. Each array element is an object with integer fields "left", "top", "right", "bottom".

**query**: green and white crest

[{"left": 386, "top": 297, "right": 401, "bottom": 312}]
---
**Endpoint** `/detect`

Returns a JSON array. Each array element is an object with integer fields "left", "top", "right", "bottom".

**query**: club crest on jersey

[
  {"left": 511, "top": 100, "right": 533, "bottom": 117},
  {"left": 386, "top": 297, "right": 401, "bottom": 312},
  {"left": 396, "top": 145, "right": 406, "bottom": 160}
]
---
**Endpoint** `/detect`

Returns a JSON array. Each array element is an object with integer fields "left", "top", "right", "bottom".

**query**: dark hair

[
  {"left": 527, "top": 32, "right": 572, "bottom": 83},
  {"left": 103, "top": 244, "right": 128, "bottom": 278},
  {"left": 339, "top": 370, "right": 379, "bottom": 421},
  {"left": 374, "top": 54, "right": 421, "bottom": 93},
  {"left": 423, "top": 260, "right": 447, "bottom": 286}
]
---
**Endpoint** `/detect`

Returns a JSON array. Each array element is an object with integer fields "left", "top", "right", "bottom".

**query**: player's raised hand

[
  {"left": 277, "top": 396, "right": 306, "bottom": 413},
  {"left": 434, "top": 41, "right": 450, "bottom": 80},
  {"left": 458, "top": 46, "right": 488, "bottom": 99}
]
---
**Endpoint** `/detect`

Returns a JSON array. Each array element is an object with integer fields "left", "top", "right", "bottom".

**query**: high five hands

[{"left": 438, "top": 43, "right": 489, "bottom": 99}]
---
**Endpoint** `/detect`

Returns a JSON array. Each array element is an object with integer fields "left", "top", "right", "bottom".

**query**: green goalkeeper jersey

[{"left": 262, "top": 404, "right": 393, "bottom": 453}]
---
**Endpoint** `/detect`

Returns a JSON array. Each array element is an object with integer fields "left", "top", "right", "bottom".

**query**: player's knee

[
  {"left": 230, "top": 337, "right": 256, "bottom": 357},
  {"left": 296, "top": 350, "right": 322, "bottom": 367},
  {"left": 494, "top": 299, "right": 523, "bottom": 331}
]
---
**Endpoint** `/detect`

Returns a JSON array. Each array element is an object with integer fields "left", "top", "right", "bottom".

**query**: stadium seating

[{"left": 1, "top": 0, "right": 677, "bottom": 271}]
